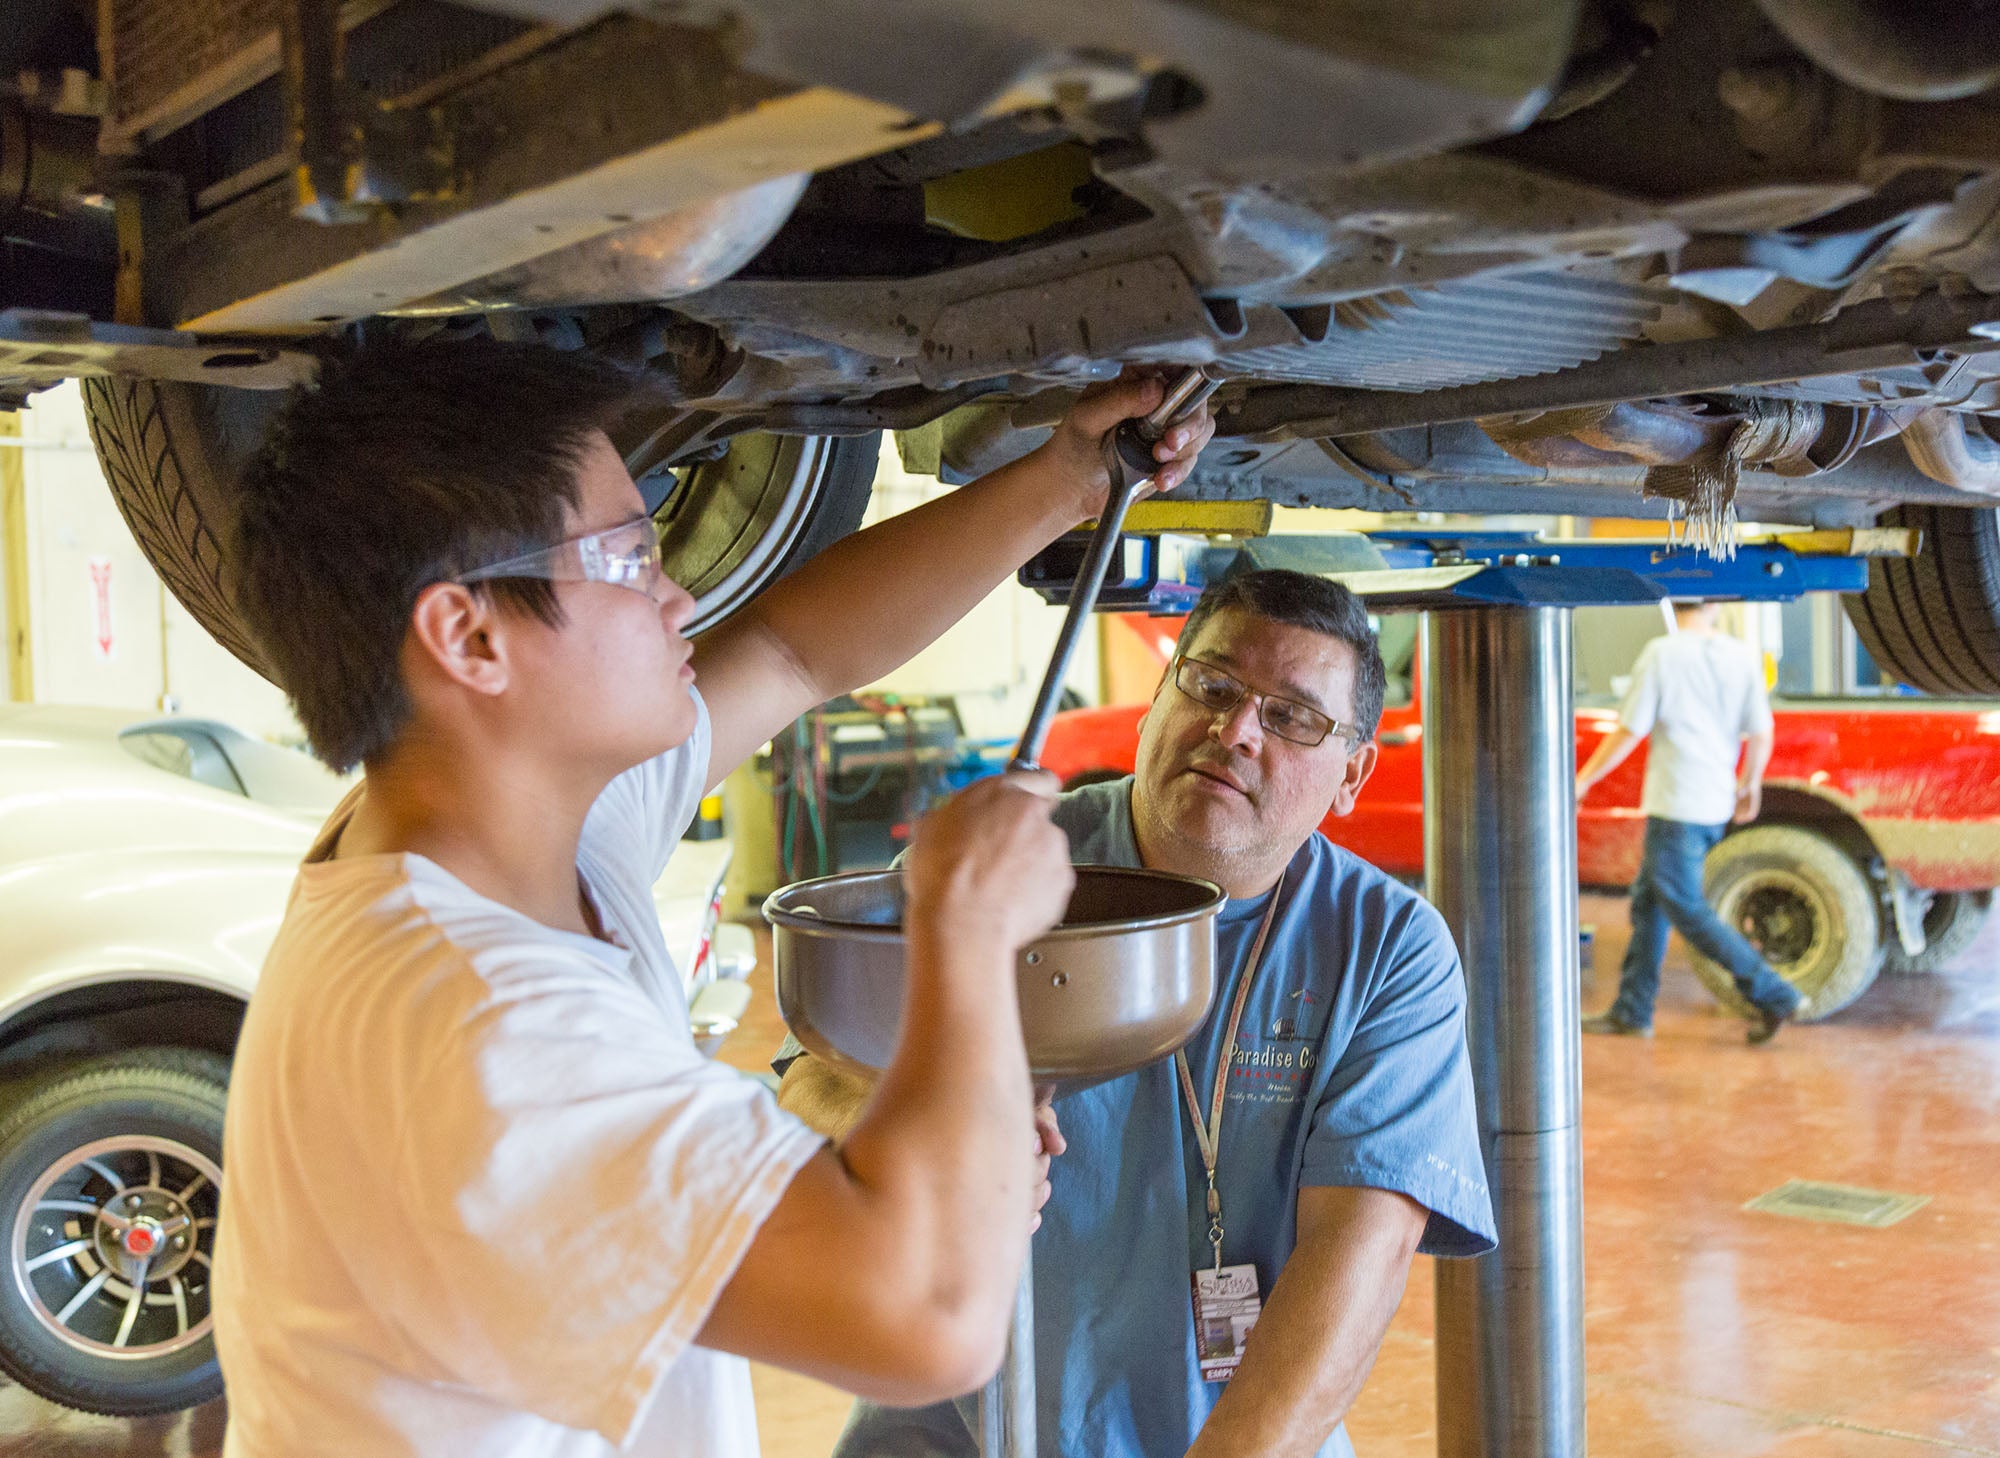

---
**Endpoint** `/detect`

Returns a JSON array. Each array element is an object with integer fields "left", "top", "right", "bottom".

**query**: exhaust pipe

[{"left": 1899, "top": 408, "right": 2000, "bottom": 499}]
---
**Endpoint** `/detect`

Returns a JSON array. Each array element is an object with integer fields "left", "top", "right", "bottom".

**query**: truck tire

[
  {"left": 1693, "top": 825, "right": 1884, "bottom": 1021},
  {"left": 0, "top": 1049, "right": 228, "bottom": 1417},
  {"left": 79, "top": 377, "right": 878, "bottom": 683},
  {"left": 1885, "top": 889, "right": 1992, "bottom": 975},
  {"left": 1843, "top": 504, "right": 2000, "bottom": 695}
]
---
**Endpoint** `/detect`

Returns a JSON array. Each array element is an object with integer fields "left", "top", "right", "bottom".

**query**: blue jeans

[{"left": 1609, "top": 817, "right": 1803, "bottom": 1029}]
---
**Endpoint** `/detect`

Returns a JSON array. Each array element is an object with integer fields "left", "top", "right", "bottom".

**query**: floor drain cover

[{"left": 1744, "top": 1179, "right": 1930, "bottom": 1228}]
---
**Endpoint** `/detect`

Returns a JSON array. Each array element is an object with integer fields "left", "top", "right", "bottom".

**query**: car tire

[
  {"left": 80, "top": 376, "right": 879, "bottom": 680},
  {"left": 1843, "top": 504, "right": 2000, "bottom": 695},
  {"left": 1885, "top": 888, "right": 1993, "bottom": 975},
  {"left": 0, "top": 1048, "right": 229, "bottom": 1417},
  {"left": 80, "top": 376, "right": 281, "bottom": 678},
  {"left": 1692, "top": 825, "right": 1884, "bottom": 1022}
]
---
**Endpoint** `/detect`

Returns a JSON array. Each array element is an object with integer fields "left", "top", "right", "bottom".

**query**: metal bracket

[
  {"left": 1884, "top": 867, "right": 1930, "bottom": 959},
  {"left": 279, "top": 0, "right": 455, "bottom": 224},
  {"left": 0, "top": 311, "right": 320, "bottom": 396}
]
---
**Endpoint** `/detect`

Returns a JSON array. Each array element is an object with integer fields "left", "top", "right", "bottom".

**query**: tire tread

[
  {"left": 79, "top": 378, "right": 268, "bottom": 676},
  {"left": 1845, "top": 505, "right": 2000, "bottom": 695}
]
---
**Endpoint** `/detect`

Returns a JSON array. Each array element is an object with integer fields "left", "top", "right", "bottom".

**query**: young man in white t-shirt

[
  {"left": 210, "top": 343, "right": 1212, "bottom": 1457},
  {"left": 1574, "top": 599, "right": 1805, "bottom": 1044}
]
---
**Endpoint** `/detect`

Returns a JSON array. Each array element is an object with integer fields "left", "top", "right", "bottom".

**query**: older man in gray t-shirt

[{"left": 1575, "top": 600, "right": 1804, "bottom": 1043}]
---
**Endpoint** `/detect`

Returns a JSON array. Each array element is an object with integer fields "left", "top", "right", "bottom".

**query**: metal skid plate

[{"left": 1209, "top": 271, "right": 1673, "bottom": 393}]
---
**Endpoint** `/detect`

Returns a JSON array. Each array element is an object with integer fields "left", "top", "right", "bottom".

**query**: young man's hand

[
  {"left": 1029, "top": 1095, "right": 1066, "bottom": 1234},
  {"left": 1034, "top": 369, "right": 1218, "bottom": 521},
  {"left": 903, "top": 771, "right": 1074, "bottom": 953},
  {"left": 1733, "top": 783, "right": 1762, "bottom": 823}
]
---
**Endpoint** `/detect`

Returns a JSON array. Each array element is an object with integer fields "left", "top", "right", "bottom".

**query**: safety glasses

[
  {"left": 1172, "top": 655, "right": 1360, "bottom": 748},
  {"left": 454, "top": 513, "right": 666, "bottom": 601}
]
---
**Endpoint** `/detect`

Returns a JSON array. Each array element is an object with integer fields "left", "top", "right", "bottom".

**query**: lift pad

[{"left": 1071, "top": 499, "right": 1275, "bottom": 539}]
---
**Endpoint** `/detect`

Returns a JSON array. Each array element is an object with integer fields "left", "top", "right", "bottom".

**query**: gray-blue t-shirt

[{"left": 776, "top": 777, "right": 1495, "bottom": 1458}]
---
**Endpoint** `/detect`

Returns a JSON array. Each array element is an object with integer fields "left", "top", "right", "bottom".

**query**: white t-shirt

[
  {"left": 215, "top": 692, "right": 824, "bottom": 1457},
  {"left": 1617, "top": 631, "right": 1775, "bottom": 825}
]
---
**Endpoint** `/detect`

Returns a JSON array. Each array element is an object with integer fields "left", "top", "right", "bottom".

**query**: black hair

[
  {"left": 1173, "top": 569, "right": 1389, "bottom": 739},
  {"left": 233, "top": 342, "right": 637, "bottom": 772}
]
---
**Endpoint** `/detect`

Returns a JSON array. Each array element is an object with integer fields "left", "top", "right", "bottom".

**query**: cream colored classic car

[{"left": 0, "top": 704, "right": 749, "bottom": 1417}]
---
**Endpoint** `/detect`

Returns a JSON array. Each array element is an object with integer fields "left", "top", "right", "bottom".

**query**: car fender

[
  {"left": 0, "top": 847, "right": 284, "bottom": 1037},
  {"left": 1733, "top": 777, "right": 1893, "bottom": 894}
]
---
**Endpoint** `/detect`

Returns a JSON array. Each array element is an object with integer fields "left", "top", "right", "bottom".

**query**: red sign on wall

[{"left": 88, "top": 556, "right": 113, "bottom": 660}]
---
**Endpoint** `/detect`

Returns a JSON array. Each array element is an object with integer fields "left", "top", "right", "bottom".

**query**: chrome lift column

[{"left": 1424, "top": 606, "right": 1587, "bottom": 1458}]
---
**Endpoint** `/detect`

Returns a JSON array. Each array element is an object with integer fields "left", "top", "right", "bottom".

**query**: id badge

[{"left": 1191, "top": 1263, "right": 1263, "bottom": 1383}]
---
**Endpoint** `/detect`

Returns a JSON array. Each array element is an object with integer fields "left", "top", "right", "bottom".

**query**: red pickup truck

[{"left": 1042, "top": 613, "right": 2000, "bottom": 1021}]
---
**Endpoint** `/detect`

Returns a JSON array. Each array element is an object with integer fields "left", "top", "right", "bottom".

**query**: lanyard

[{"left": 1174, "top": 871, "right": 1287, "bottom": 1275}]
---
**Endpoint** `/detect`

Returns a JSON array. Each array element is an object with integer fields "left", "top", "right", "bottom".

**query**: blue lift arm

[{"left": 1018, "top": 526, "right": 1913, "bottom": 613}]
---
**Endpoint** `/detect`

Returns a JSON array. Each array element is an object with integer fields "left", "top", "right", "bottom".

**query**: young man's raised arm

[{"left": 691, "top": 376, "right": 1213, "bottom": 791}]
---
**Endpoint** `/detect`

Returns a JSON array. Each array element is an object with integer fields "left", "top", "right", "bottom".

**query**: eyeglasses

[
  {"left": 1171, "top": 655, "right": 1359, "bottom": 748},
  {"left": 454, "top": 513, "right": 666, "bottom": 601}
]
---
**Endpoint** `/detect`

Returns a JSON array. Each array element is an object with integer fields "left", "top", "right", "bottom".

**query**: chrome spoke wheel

[{"left": 11, "top": 1136, "right": 221, "bottom": 1359}]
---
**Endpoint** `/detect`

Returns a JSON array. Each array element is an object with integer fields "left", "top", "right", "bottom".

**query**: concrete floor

[{"left": 8, "top": 891, "right": 1997, "bottom": 1456}]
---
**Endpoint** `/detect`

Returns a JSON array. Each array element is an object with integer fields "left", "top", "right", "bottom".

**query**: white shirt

[
  {"left": 215, "top": 692, "right": 824, "bottom": 1457},
  {"left": 1617, "top": 630, "right": 1774, "bottom": 825}
]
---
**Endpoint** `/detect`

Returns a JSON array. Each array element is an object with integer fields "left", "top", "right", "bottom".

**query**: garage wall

[
  {"left": 857, "top": 440, "right": 1101, "bottom": 742},
  {"left": 0, "top": 382, "right": 301, "bottom": 742},
  {"left": 0, "top": 412, "right": 25, "bottom": 701}
]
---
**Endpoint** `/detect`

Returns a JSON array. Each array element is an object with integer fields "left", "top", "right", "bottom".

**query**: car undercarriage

[{"left": 7, "top": 0, "right": 2000, "bottom": 689}]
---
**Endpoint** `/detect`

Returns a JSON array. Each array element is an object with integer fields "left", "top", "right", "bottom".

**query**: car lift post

[
  {"left": 1425, "top": 603, "right": 1586, "bottom": 1457},
  {"left": 1019, "top": 523, "right": 1909, "bottom": 1458}
]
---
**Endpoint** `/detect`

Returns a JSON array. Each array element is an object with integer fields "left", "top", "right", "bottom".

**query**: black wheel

[
  {"left": 1694, "top": 825, "right": 1884, "bottom": 1021},
  {"left": 80, "top": 377, "right": 880, "bottom": 680},
  {"left": 1885, "top": 888, "right": 1993, "bottom": 975},
  {"left": 0, "top": 1050, "right": 228, "bottom": 1416},
  {"left": 1843, "top": 504, "right": 2000, "bottom": 694}
]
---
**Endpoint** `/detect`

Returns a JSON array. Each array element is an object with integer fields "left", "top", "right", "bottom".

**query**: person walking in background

[{"left": 1575, "top": 599, "right": 1804, "bottom": 1045}]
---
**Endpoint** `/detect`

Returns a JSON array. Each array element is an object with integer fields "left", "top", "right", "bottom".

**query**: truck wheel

[
  {"left": 1843, "top": 504, "right": 2000, "bottom": 694},
  {"left": 0, "top": 1050, "right": 228, "bottom": 1417},
  {"left": 1693, "top": 825, "right": 1884, "bottom": 1021},
  {"left": 1885, "top": 889, "right": 1993, "bottom": 975},
  {"left": 79, "top": 377, "right": 878, "bottom": 681}
]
